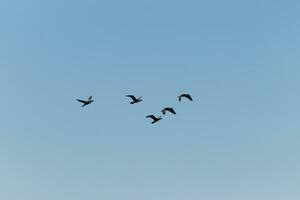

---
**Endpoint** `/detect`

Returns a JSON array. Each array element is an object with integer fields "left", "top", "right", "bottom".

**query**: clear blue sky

[{"left": 1, "top": 0, "right": 300, "bottom": 199}]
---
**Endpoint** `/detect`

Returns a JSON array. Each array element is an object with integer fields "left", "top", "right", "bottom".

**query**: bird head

[{"left": 178, "top": 96, "right": 182, "bottom": 102}]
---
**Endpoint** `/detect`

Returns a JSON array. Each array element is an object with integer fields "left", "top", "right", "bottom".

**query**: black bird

[
  {"left": 178, "top": 93, "right": 193, "bottom": 102},
  {"left": 161, "top": 107, "right": 176, "bottom": 115},
  {"left": 146, "top": 115, "right": 162, "bottom": 124},
  {"left": 77, "top": 95, "right": 94, "bottom": 107},
  {"left": 126, "top": 95, "right": 143, "bottom": 104}
]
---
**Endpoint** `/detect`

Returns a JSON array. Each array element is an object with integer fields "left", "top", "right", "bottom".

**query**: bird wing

[
  {"left": 180, "top": 94, "right": 193, "bottom": 101},
  {"left": 186, "top": 94, "right": 193, "bottom": 101},
  {"left": 168, "top": 108, "right": 176, "bottom": 114},
  {"left": 126, "top": 95, "right": 137, "bottom": 101},
  {"left": 77, "top": 99, "right": 87, "bottom": 104},
  {"left": 146, "top": 115, "right": 156, "bottom": 120}
]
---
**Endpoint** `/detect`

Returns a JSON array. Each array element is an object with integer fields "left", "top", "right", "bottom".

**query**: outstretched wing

[
  {"left": 146, "top": 115, "right": 156, "bottom": 120},
  {"left": 185, "top": 94, "right": 193, "bottom": 101},
  {"left": 77, "top": 99, "right": 87, "bottom": 104},
  {"left": 126, "top": 95, "right": 137, "bottom": 101},
  {"left": 179, "top": 94, "right": 193, "bottom": 101},
  {"left": 168, "top": 108, "right": 176, "bottom": 114}
]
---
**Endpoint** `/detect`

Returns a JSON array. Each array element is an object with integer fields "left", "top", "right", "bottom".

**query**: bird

[
  {"left": 178, "top": 93, "right": 193, "bottom": 102},
  {"left": 77, "top": 95, "right": 94, "bottom": 107},
  {"left": 126, "top": 95, "right": 143, "bottom": 104},
  {"left": 161, "top": 107, "right": 176, "bottom": 115},
  {"left": 146, "top": 115, "right": 162, "bottom": 124}
]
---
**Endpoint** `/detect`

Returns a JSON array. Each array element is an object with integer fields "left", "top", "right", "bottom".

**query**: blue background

[{"left": 1, "top": 0, "right": 300, "bottom": 199}]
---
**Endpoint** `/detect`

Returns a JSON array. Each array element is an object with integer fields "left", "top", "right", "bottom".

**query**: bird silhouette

[
  {"left": 178, "top": 93, "right": 193, "bottom": 102},
  {"left": 161, "top": 107, "right": 176, "bottom": 115},
  {"left": 126, "top": 95, "right": 143, "bottom": 104},
  {"left": 146, "top": 115, "right": 162, "bottom": 124},
  {"left": 77, "top": 95, "right": 94, "bottom": 107}
]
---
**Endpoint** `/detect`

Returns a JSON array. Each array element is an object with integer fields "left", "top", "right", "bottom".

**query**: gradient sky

[{"left": 1, "top": 0, "right": 300, "bottom": 199}]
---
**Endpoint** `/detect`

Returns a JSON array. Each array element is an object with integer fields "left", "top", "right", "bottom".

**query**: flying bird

[
  {"left": 161, "top": 107, "right": 176, "bottom": 115},
  {"left": 77, "top": 95, "right": 94, "bottom": 107},
  {"left": 178, "top": 93, "right": 193, "bottom": 102},
  {"left": 126, "top": 95, "right": 143, "bottom": 104},
  {"left": 146, "top": 115, "right": 162, "bottom": 124}
]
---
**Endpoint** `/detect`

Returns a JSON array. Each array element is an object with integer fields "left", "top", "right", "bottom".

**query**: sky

[{"left": 1, "top": 0, "right": 300, "bottom": 199}]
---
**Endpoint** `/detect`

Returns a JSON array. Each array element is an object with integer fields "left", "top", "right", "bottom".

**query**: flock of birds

[{"left": 76, "top": 93, "right": 193, "bottom": 124}]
